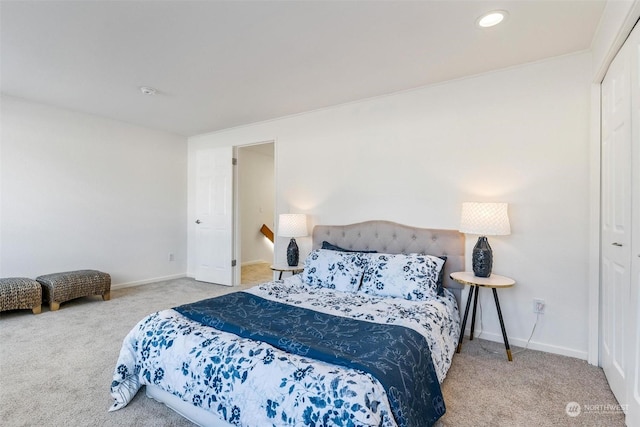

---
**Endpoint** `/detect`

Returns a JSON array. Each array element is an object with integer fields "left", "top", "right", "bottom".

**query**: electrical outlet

[
  {"left": 168, "top": 253, "right": 175, "bottom": 262},
  {"left": 533, "top": 298, "right": 545, "bottom": 314}
]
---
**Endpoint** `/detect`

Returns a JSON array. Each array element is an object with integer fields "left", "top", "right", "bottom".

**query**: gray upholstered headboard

[{"left": 312, "top": 220, "right": 465, "bottom": 308}]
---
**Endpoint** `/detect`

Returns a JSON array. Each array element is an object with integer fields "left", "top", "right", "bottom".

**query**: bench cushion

[
  {"left": 0, "top": 278, "right": 42, "bottom": 313},
  {"left": 37, "top": 270, "right": 110, "bottom": 307}
]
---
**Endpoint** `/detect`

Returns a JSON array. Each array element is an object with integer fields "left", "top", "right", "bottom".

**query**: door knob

[
  {"left": 195, "top": 219, "right": 201, "bottom": 224},
  {"left": 611, "top": 242, "right": 623, "bottom": 247}
]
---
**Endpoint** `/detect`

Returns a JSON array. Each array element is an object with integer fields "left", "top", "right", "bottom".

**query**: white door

[
  {"left": 626, "top": 22, "right": 640, "bottom": 427},
  {"left": 194, "top": 147, "right": 234, "bottom": 286},
  {"left": 601, "top": 36, "right": 632, "bottom": 407}
]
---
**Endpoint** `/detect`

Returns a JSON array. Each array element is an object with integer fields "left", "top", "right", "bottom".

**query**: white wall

[
  {"left": 1, "top": 96, "right": 188, "bottom": 287},
  {"left": 238, "top": 144, "right": 274, "bottom": 265},
  {"left": 189, "top": 52, "right": 593, "bottom": 359}
]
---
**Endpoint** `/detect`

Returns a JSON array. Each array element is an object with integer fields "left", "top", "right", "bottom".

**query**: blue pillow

[
  {"left": 436, "top": 256, "right": 447, "bottom": 295},
  {"left": 321, "top": 241, "right": 377, "bottom": 253}
]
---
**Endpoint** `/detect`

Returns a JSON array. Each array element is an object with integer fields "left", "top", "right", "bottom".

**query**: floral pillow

[
  {"left": 302, "top": 249, "right": 368, "bottom": 292},
  {"left": 361, "top": 253, "right": 445, "bottom": 301}
]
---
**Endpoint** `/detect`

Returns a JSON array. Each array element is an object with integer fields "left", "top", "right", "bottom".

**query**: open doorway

[{"left": 236, "top": 142, "right": 275, "bottom": 286}]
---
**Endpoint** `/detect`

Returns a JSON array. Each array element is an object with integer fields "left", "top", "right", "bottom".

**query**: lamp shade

[
  {"left": 278, "top": 214, "right": 308, "bottom": 238},
  {"left": 459, "top": 202, "right": 510, "bottom": 236}
]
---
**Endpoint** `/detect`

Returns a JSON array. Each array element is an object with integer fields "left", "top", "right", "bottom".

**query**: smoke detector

[{"left": 139, "top": 86, "right": 157, "bottom": 95}]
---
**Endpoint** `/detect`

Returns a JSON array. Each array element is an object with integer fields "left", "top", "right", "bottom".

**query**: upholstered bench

[
  {"left": 36, "top": 270, "right": 111, "bottom": 311},
  {"left": 0, "top": 278, "right": 42, "bottom": 314}
]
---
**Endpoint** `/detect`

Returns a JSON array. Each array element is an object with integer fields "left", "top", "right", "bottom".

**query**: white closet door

[
  {"left": 626, "top": 21, "right": 640, "bottom": 427},
  {"left": 601, "top": 31, "right": 632, "bottom": 407}
]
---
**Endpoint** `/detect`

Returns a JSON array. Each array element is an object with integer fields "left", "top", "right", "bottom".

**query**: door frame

[{"left": 233, "top": 140, "right": 277, "bottom": 286}]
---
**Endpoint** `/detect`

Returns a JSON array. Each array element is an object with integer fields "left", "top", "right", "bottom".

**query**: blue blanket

[{"left": 174, "top": 292, "right": 445, "bottom": 427}]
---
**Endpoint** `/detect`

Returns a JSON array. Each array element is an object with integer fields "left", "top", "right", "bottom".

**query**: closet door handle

[{"left": 611, "top": 242, "right": 623, "bottom": 247}]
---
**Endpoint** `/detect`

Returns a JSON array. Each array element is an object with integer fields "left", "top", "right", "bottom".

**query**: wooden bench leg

[
  {"left": 50, "top": 301, "right": 60, "bottom": 311},
  {"left": 32, "top": 304, "right": 41, "bottom": 315},
  {"left": 102, "top": 291, "right": 111, "bottom": 301}
]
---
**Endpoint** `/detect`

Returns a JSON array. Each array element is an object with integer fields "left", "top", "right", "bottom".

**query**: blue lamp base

[
  {"left": 286, "top": 238, "right": 299, "bottom": 266},
  {"left": 472, "top": 236, "right": 493, "bottom": 277}
]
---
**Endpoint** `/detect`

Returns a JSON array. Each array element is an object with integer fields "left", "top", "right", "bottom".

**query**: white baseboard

[
  {"left": 465, "top": 328, "right": 588, "bottom": 360},
  {"left": 111, "top": 273, "right": 187, "bottom": 290}
]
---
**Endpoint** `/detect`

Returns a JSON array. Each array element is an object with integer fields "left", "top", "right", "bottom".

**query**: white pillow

[
  {"left": 360, "top": 253, "right": 445, "bottom": 300},
  {"left": 302, "top": 249, "right": 368, "bottom": 292}
]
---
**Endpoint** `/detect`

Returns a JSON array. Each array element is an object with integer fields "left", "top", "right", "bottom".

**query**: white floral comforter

[{"left": 110, "top": 275, "right": 460, "bottom": 426}]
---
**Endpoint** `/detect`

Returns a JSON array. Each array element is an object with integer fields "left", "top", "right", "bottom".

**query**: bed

[{"left": 110, "top": 220, "right": 464, "bottom": 426}]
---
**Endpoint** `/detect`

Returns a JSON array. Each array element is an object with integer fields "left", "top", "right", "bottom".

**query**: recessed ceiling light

[
  {"left": 477, "top": 10, "right": 508, "bottom": 28},
  {"left": 139, "top": 86, "right": 157, "bottom": 96}
]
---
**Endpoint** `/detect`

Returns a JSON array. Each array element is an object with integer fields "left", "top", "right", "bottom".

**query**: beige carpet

[
  {"left": 439, "top": 339, "right": 625, "bottom": 426},
  {"left": 0, "top": 277, "right": 625, "bottom": 427}
]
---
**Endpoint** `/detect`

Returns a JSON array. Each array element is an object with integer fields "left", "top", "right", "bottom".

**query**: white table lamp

[
  {"left": 278, "top": 214, "right": 308, "bottom": 266},
  {"left": 459, "top": 202, "right": 510, "bottom": 277}
]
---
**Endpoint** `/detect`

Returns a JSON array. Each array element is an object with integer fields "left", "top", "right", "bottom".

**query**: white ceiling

[{"left": 1, "top": 0, "right": 606, "bottom": 137}]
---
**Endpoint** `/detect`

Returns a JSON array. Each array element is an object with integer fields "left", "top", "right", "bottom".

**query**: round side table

[
  {"left": 450, "top": 271, "right": 515, "bottom": 361},
  {"left": 270, "top": 264, "right": 304, "bottom": 280}
]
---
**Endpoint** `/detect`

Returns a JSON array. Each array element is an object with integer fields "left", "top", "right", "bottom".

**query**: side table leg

[
  {"left": 278, "top": 271, "right": 283, "bottom": 280},
  {"left": 469, "top": 285, "right": 480, "bottom": 341},
  {"left": 492, "top": 288, "right": 513, "bottom": 361},
  {"left": 457, "top": 285, "right": 475, "bottom": 353}
]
